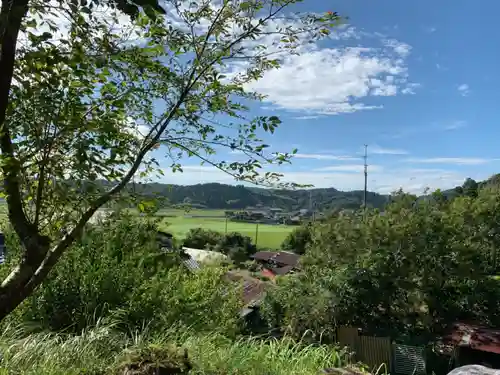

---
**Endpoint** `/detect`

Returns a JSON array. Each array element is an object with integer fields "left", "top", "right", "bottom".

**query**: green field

[
  {"left": 156, "top": 209, "right": 294, "bottom": 249},
  {"left": 0, "top": 205, "right": 295, "bottom": 249}
]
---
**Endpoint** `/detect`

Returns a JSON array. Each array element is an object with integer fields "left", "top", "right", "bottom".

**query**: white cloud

[
  {"left": 314, "top": 164, "right": 382, "bottom": 172},
  {"left": 293, "top": 153, "right": 360, "bottom": 161},
  {"left": 24, "top": 2, "right": 416, "bottom": 118},
  {"left": 243, "top": 27, "right": 416, "bottom": 116},
  {"left": 246, "top": 44, "right": 413, "bottom": 115},
  {"left": 384, "top": 39, "right": 412, "bottom": 57},
  {"left": 293, "top": 115, "right": 323, "bottom": 120},
  {"left": 405, "top": 157, "right": 495, "bottom": 166},
  {"left": 19, "top": 1, "right": 137, "bottom": 46},
  {"left": 151, "top": 164, "right": 477, "bottom": 195},
  {"left": 444, "top": 121, "right": 467, "bottom": 131},
  {"left": 370, "top": 145, "right": 409, "bottom": 155},
  {"left": 401, "top": 82, "right": 421, "bottom": 95},
  {"left": 457, "top": 84, "right": 470, "bottom": 97}
]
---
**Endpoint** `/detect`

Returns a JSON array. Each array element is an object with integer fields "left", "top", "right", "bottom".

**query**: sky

[
  {"left": 147, "top": 0, "right": 500, "bottom": 195},
  {"left": 23, "top": 0, "right": 500, "bottom": 195}
]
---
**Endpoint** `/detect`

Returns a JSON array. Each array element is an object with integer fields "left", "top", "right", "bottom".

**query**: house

[
  {"left": 156, "top": 232, "right": 201, "bottom": 271},
  {"left": 182, "top": 247, "right": 229, "bottom": 265},
  {"left": 252, "top": 251, "right": 300, "bottom": 278},
  {"left": 446, "top": 323, "right": 500, "bottom": 368},
  {"left": 225, "top": 270, "right": 270, "bottom": 317}
]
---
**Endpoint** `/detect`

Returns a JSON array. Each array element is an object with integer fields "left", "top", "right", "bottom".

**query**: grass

[
  {"left": 156, "top": 209, "right": 294, "bottom": 249},
  {"left": 0, "top": 205, "right": 294, "bottom": 249},
  {"left": 0, "top": 323, "right": 351, "bottom": 375}
]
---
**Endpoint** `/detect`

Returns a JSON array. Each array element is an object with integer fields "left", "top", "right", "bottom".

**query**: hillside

[{"left": 128, "top": 182, "right": 390, "bottom": 211}]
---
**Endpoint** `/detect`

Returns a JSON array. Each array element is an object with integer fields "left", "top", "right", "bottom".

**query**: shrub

[
  {"left": 214, "top": 232, "right": 257, "bottom": 265},
  {"left": 281, "top": 225, "right": 313, "bottom": 255},
  {"left": 182, "top": 228, "right": 222, "bottom": 250}
]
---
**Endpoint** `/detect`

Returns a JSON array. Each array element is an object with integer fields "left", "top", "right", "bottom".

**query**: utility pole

[
  {"left": 255, "top": 222, "right": 259, "bottom": 247},
  {"left": 309, "top": 190, "right": 315, "bottom": 223},
  {"left": 363, "top": 144, "right": 368, "bottom": 210}
]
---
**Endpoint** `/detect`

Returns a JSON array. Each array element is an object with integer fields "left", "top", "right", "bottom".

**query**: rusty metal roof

[
  {"left": 225, "top": 270, "right": 270, "bottom": 306},
  {"left": 252, "top": 251, "right": 276, "bottom": 261},
  {"left": 272, "top": 252, "right": 300, "bottom": 267},
  {"left": 447, "top": 323, "right": 500, "bottom": 354},
  {"left": 252, "top": 251, "right": 300, "bottom": 268}
]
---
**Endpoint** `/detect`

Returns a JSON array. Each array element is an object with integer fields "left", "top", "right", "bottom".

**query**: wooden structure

[{"left": 336, "top": 326, "right": 426, "bottom": 374}]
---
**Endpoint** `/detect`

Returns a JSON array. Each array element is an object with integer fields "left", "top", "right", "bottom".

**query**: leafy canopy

[{"left": 7, "top": 0, "right": 342, "bottom": 236}]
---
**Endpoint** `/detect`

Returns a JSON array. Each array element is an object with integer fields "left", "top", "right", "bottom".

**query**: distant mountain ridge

[{"left": 127, "top": 182, "right": 390, "bottom": 211}]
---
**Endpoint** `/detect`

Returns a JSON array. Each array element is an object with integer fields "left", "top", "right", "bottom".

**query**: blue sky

[{"left": 153, "top": 0, "right": 500, "bottom": 194}]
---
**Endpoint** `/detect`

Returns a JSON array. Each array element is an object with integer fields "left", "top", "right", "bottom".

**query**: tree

[
  {"left": 281, "top": 224, "right": 313, "bottom": 255},
  {"left": 183, "top": 228, "right": 222, "bottom": 250},
  {"left": 462, "top": 178, "right": 479, "bottom": 198},
  {"left": 214, "top": 232, "right": 257, "bottom": 264},
  {"left": 270, "top": 187, "right": 500, "bottom": 342},
  {"left": 0, "top": 0, "right": 342, "bottom": 320}
]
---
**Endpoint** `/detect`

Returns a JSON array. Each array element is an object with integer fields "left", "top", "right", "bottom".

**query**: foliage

[
  {"left": 182, "top": 228, "right": 256, "bottom": 264},
  {"left": 281, "top": 224, "right": 313, "bottom": 254},
  {"left": 182, "top": 228, "right": 223, "bottom": 250},
  {"left": 264, "top": 186, "right": 500, "bottom": 342},
  {"left": 214, "top": 231, "right": 257, "bottom": 265},
  {"left": 0, "top": 0, "right": 342, "bottom": 319},
  {"left": 110, "top": 344, "right": 192, "bottom": 375},
  {"left": 1, "top": 212, "right": 241, "bottom": 334},
  {"left": 0, "top": 324, "right": 351, "bottom": 375}
]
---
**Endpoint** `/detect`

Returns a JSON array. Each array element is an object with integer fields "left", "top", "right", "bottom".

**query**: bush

[
  {"left": 214, "top": 232, "right": 257, "bottom": 265},
  {"left": 182, "top": 229, "right": 257, "bottom": 265},
  {"left": 281, "top": 225, "right": 313, "bottom": 255},
  {"left": 182, "top": 228, "right": 222, "bottom": 250},
  {"left": 3, "top": 211, "right": 241, "bottom": 334}
]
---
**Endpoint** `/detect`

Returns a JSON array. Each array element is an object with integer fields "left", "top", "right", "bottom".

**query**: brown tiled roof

[
  {"left": 272, "top": 252, "right": 300, "bottom": 267},
  {"left": 225, "top": 270, "right": 269, "bottom": 306},
  {"left": 252, "top": 251, "right": 300, "bottom": 268},
  {"left": 252, "top": 251, "right": 276, "bottom": 261},
  {"left": 241, "top": 279, "right": 267, "bottom": 305},
  {"left": 272, "top": 265, "right": 295, "bottom": 275},
  {"left": 447, "top": 323, "right": 500, "bottom": 354}
]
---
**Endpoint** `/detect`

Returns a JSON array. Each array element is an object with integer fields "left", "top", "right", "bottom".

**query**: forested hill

[{"left": 127, "top": 182, "right": 390, "bottom": 211}]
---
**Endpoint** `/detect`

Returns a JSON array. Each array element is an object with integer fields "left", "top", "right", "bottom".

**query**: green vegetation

[
  {"left": 262, "top": 185, "right": 500, "bottom": 348},
  {"left": 0, "top": 0, "right": 340, "bottom": 319},
  {"left": 0, "top": 210, "right": 350, "bottom": 374},
  {"left": 4, "top": 0, "right": 500, "bottom": 373},
  {"left": 0, "top": 324, "right": 348, "bottom": 375}
]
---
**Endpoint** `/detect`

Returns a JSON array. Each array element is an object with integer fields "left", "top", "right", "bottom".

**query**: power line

[{"left": 363, "top": 144, "right": 368, "bottom": 210}]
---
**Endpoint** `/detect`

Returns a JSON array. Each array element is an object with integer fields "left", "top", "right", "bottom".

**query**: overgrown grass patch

[{"left": 0, "top": 323, "right": 349, "bottom": 375}]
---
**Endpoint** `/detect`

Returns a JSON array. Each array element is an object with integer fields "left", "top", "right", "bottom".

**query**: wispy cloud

[
  {"left": 370, "top": 145, "right": 409, "bottom": 155},
  {"left": 293, "top": 153, "right": 360, "bottom": 161},
  {"left": 314, "top": 164, "right": 383, "bottom": 172},
  {"left": 423, "top": 26, "right": 437, "bottom": 33},
  {"left": 405, "top": 157, "right": 494, "bottom": 166},
  {"left": 457, "top": 84, "right": 470, "bottom": 97},
  {"left": 444, "top": 120, "right": 467, "bottom": 131},
  {"left": 293, "top": 115, "right": 322, "bottom": 120}
]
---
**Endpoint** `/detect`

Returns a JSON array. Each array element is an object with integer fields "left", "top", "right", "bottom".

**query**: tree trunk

[{"left": 0, "top": 255, "right": 46, "bottom": 320}]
